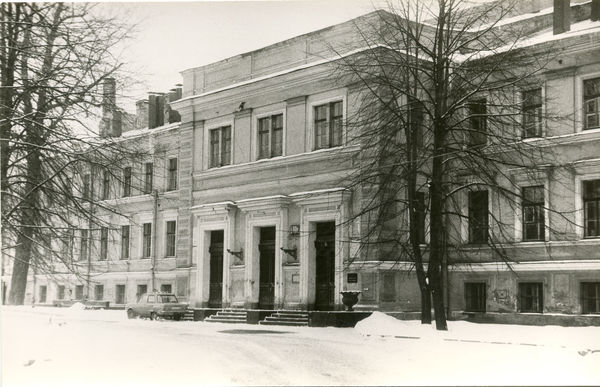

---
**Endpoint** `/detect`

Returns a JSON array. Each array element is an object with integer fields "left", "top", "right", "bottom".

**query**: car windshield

[{"left": 159, "top": 295, "right": 178, "bottom": 303}]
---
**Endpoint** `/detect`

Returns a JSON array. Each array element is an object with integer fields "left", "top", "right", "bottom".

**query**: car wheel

[
  {"left": 126, "top": 309, "right": 135, "bottom": 319},
  {"left": 150, "top": 312, "right": 157, "bottom": 321},
  {"left": 173, "top": 314, "right": 182, "bottom": 321}
]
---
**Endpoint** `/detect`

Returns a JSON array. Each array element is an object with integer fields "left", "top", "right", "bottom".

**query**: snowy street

[{"left": 2, "top": 306, "right": 599, "bottom": 386}]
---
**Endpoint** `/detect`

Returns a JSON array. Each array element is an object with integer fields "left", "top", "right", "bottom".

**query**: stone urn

[{"left": 340, "top": 290, "right": 361, "bottom": 311}]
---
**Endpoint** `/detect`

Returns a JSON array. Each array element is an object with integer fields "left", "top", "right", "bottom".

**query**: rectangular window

[
  {"left": 165, "top": 220, "right": 176, "bottom": 257},
  {"left": 258, "top": 114, "right": 283, "bottom": 159},
  {"left": 115, "top": 284, "right": 126, "bottom": 304},
  {"left": 584, "top": 77, "right": 600, "bottom": 129},
  {"left": 39, "top": 286, "right": 47, "bottom": 303},
  {"left": 581, "top": 282, "right": 600, "bottom": 314},
  {"left": 522, "top": 88, "right": 543, "bottom": 138},
  {"left": 210, "top": 126, "right": 232, "bottom": 168},
  {"left": 123, "top": 167, "right": 132, "bottom": 197},
  {"left": 99, "top": 227, "right": 108, "bottom": 261},
  {"left": 144, "top": 162, "right": 153, "bottom": 194},
  {"left": 584, "top": 180, "right": 600, "bottom": 238},
  {"left": 468, "top": 190, "right": 489, "bottom": 244},
  {"left": 519, "top": 282, "right": 543, "bottom": 313},
  {"left": 94, "top": 284, "right": 104, "bottom": 301},
  {"left": 80, "top": 229, "right": 89, "bottom": 261},
  {"left": 61, "top": 230, "right": 73, "bottom": 260},
  {"left": 82, "top": 174, "right": 91, "bottom": 200},
  {"left": 167, "top": 158, "right": 178, "bottom": 191},
  {"left": 522, "top": 186, "right": 545, "bottom": 241},
  {"left": 102, "top": 169, "right": 110, "bottom": 200},
  {"left": 57, "top": 285, "right": 65, "bottom": 300},
  {"left": 121, "top": 225, "right": 130, "bottom": 259},
  {"left": 414, "top": 191, "right": 426, "bottom": 244},
  {"left": 160, "top": 284, "right": 172, "bottom": 293},
  {"left": 314, "top": 100, "right": 343, "bottom": 150},
  {"left": 142, "top": 223, "right": 152, "bottom": 258},
  {"left": 75, "top": 285, "right": 84, "bottom": 300},
  {"left": 468, "top": 99, "right": 487, "bottom": 147},
  {"left": 464, "top": 282, "right": 486, "bottom": 312},
  {"left": 136, "top": 284, "right": 148, "bottom": 301}
]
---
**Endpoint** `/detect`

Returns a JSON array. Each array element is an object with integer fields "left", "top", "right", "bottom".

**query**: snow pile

[
  {"left": 355, "top": 312, "right": 437, "bottom": 339},
  {"left": 68, "top": 302, "right": 86, "bottom": 310}
]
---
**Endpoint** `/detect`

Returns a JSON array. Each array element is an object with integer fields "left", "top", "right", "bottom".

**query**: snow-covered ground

[{"left": 1, "top": 306, "right": 599, "bottom": 386}]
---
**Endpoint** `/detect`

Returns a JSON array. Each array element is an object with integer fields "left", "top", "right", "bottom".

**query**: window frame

[
  {"left": 468, "top": 190, "right": 489, "bottom": 244},
  {"left": 142, "top": 222, "right": 152, "bottom": 258},
  {"left": 102, "top": 169, "right": 110, "bottom": 200},
  {"left": 256, "top": 112, "right": 285, "bottom": 160},
  {"left": 82, "top": 174, "right": 91, "bottom": 200},
  {"left": 518, "top": 282, "right": 544, "bottom": 313},
  {"left": 123, "top": 167, "right": 132, "bottom": 197},
  {"left": 583, "top": 76, "right": 600, "bottom": 130},
  {"left": 208, "top": 125, "right": 232, "bottom": 168},
  {"left": 94, "top": 284, "right": 104, "bottom": 301},
  {"left": 581, "top": 282, "right": 600, "bottom": 314},
  {"left": 39, "top": 285, "right": 47, "bottom": 303},
  {"left": 464, "top": 282, "right": 487, "bottom": 312},
  {"left": 313, "top": 100, "right": 344, "bottom": 150},
  {"left": 144, "top": 162, "right": 153, "bottom": 194},
  {"left": 80, "top": 229, "right": 89, "bottom": 261},
  {"left": 57, "top": 285, "right": 65, "bottom": 300},
  {"left": 583, "top": 179, "right": 600, "bottom": 238},
  {"left": 121, "top": 225, "right": 130, "bottom": 260},
  {"left": 167, "top": 158, "right": 178, "bottom": 191},
  {"left": 99, "top": 227, "right": 108, "bottom": 261},
  {"left": 522, "top": 185, "right": 545, "bottom": 241},
  {"left": 522, "top": 88, "right": 543, "bottom": 138},
  {"left": 468, "top": 98, "right": 487, "bottom": 147},
  {"left": 165, "top": 220, "right": 177, "bottom": 257}
]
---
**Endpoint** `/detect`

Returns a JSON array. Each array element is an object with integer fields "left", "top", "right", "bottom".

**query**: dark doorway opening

[
  {"left": 209, "top": 230, "right": 224, "bottom": 308},
  {"left": 315, "top": 222, "right": 335, "bottom": 310},
  {"left": 258, "top": 226, "right": 276, "bottom": 309}
]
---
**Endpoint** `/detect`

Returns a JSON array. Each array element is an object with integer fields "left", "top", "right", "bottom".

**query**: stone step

[
  {"left": 206, "top": 318, "right": 247, "bottom": 324},
  {"left": 272, "top": 312, "right": 309, "bottom": 318},
  {"left": 217, "top": 311, "right": 247, "bottom": 316},
  {"left": 259, "top": 320, "right": 309, "bottom": 326},
  {"left": 264, "top": 315, "right": 308, "bottom": 322}
]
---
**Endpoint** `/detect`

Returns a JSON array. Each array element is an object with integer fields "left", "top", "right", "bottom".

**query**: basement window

[
  {"left": 581, "top": 282, "right": 600, "bottom": 314},
  {"left": 464, "top": 282, "right": 486, "bottom": 312},
  {"left": 518, "top": 282, "right": 543, "bottom": 313}
]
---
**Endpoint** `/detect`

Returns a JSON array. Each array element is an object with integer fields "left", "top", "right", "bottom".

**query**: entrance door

[
  {"left": 315, "top": 222, "right": 335, "bottom": 310},
  {"left": 208, "top": 230, "right": 224, "bottom": 308},
  {"left": 258, "top": 227, "right": 275, "bottom": 309}
]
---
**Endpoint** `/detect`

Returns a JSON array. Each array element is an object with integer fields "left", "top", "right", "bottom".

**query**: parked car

[{"left": 126, "top": 292, "right": 188, "bottom": 320}]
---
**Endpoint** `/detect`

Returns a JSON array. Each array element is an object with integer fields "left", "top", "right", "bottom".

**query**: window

[
  {"left": 102, "top": 170, "right": 110, "bottom": 200},
  {"left": 80, "top": 229, "right": 89, "bottom": 261},
  {"left": 581, "top": 282, "right": 600, "bottom": 314},
  {"left": 522, "top": 186, "right": 545, "bottom": 241},
  {"left": 165, "top": 220, "right": 176, "bottom": 257},
  {"left": 167, "top": 158, "right": 178, "bottom": 191},
  {"left": 210, "top": 126, "right": 231, "bottom": 167},
  {"left": 58, "top": 285, "right": 65, "bottom": 300},
  {"left": 99, "top": 227, "right": 108, "bottom": 261},
  {"left": 144, "top": 162, "right": 153, "bottom": 194},
  {"left": 39, "top": 286, "right": 47, "bottom": 303},
  {"left": 123, "top": 167, "right": 132, "bottom": 197},
  {"left": 61, "top": 230, "right": 73, "bottom": 260},
  {"left": 160, "top": 284, "right": 172, "bottom": 293},
  {"left": 468, "top": 99, "right": 487, "bottom": 147},
  {"left": 464, "top": 282, "right": 486, "bottom": 312},
  {"left": 82, "top": 174, "right": 90, "bottom": 200},
  {"left": 409, "top": 98, "right": 425, "bottom": 147},
  {"left": 414, "top": 191, "right": 426, "bottom": 244},
  {"left": 75, "top": 285, "right": 84, "bottom": 300},
  {"left": 94, "top": 284, "right": 104, "bottom": 301},
  {"left": 522, "top": 88, "right": 543, "bottom": 138},
  {"left": 468, "top": 190, "right": 488, "bottom": 244},
  {"left": 258, "top": 114, "right": 283, "bottom": 159},
  {"left": 115, "top": 284, "right": 126, "bottom": 304},
  {"left": 584, "top": 179, "right": 600, "bottom": 238},
  {"left": 519, "top": 282, "right": 543, "bottom": 312},
  {"left": 584, "top": 77, "right": 600, "bottom": 129},
  {"left": 142, "top": 223, "right": 152, "bottom": 258},
  {"left": 314, "top": 100, "right": 343, "bottom": 150},
  {"left": 121, "top": 225, "right": 130, "bottom": 259},
  {"left": 136, "top": 284, "right": 148, "bottom": 301}
]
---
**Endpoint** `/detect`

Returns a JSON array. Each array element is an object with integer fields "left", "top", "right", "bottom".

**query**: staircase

[
  {"left": 182, "top": 310, "right": 195, "bottom": 321},
  {"left": 259, "top": 311, "right": 309, "bottom": 326},
  {"left": 204, "top": 309, "right": 248, "bottom": 324}
]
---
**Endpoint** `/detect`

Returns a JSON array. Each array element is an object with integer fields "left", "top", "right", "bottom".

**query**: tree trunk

[
  {"left": 421, "top": 286, "right": 432, "bottom": 324},
  {"left": 8, "top": 229, "right": 33, "bottom": 304}
]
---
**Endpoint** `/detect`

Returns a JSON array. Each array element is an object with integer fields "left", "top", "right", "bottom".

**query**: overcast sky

[{"left": 104, "top": 1, "right": 378, "bottom": 111}]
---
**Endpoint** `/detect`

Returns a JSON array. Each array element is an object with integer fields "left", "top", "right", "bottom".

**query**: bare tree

[
  {"left": 1, "top": 3, "right": 145, "bottom": 304},
  {"left": 334, "top": 0, "right": 575, "bottom": 329}
]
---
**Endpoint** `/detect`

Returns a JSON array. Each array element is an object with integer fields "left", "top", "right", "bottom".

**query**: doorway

[
  {"left": 258, "top": 226, "right": 276, "bottom": 309},
  {"left": 315, "top": 222, "right": 335, "bottom": 310},
  {"left": 208, "top": 230, "right": 224, "bottom": 308}
]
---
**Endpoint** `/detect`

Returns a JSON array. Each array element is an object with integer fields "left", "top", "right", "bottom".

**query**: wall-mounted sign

[
  {"left": 291, "top": 274, "right": 299, "bottom": 284},
  {"left": 347, "top": 273, "right": 358, "bottom": 283}
]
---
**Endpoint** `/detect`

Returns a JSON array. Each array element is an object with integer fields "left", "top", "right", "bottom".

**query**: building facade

[{"left": 3, "top": 0, "right": 600, "bottom": 319}]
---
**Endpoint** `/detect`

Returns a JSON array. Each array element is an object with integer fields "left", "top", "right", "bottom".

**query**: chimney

[
  {"left": 592, "top": 0, "right": 600, "bottom": 21},
  {"left": 102, "top": 78, "right": 116, "bottom": 114},
  {"left": 164, "top": 85, "right": 182, "bottom": 124},
  {"left": 135, "top": 99, "right": 149, "bottom": 129},
  {"left": 148, "top": 93, "right": 165, "bottom": 129},
  {"left": 553, "top": 0, "right": 571, "bottom": 35},
  {"left": 111, "top": 110, "right": 122, "bottom": 137}
]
